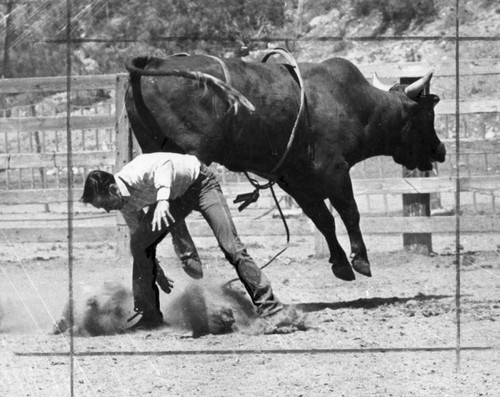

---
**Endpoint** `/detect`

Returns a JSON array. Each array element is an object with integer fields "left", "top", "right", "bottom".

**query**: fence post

[
  {"left": 115, "top": 74, "right": 131, "bottom": 258},
  {"left": 314, "top": 229, "right": 328, "bottom": 258},
  {"left": 314, "top": 201, "right": 331, "bottom": 258},
  {"left": 401, "top": 76, "right": 432, "bottom": 255}
]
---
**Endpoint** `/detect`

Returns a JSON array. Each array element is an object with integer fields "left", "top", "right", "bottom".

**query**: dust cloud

[
  {"left": 166, "top": 279, "right": 310, "bottom": 337},
  {"left": 165, "top": 279, "right": 258, "bottom": 337},
  {"left": 1, "top": 277, "right": 308, "bottom": 337},
  {"left": 51, "top": 282, "right": 135, "bottom": 336}
]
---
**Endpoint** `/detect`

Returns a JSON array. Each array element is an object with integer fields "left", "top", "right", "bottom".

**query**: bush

[{"left": 353, "top": 0, "right": 437, "bottom": 34}]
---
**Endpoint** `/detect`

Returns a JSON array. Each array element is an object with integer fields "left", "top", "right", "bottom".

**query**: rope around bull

[{"left": 233, "top": 48, "right": 307, "bottom": 211}]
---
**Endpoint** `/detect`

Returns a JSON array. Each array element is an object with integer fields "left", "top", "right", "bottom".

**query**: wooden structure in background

[{"left": 1, "top": 62, "right": 499, "bottom": 256}]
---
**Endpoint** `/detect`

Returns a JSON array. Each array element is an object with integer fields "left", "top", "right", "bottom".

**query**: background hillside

[
  {"left": 1, "top": 0, "right": 499, "bottom": 112},
  {"left": 1, "top": 0, "right": 499, "bottom": 78},
  {"left": 293, "top": 0, "right": 500, "bottom": 103},
  {"left": 297, "top": 0, "right": 500, "bottom": 64}
]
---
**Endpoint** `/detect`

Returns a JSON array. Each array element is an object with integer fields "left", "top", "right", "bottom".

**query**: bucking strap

[{"left": 260, "top": 48, "right": 307, "bottom": 175}]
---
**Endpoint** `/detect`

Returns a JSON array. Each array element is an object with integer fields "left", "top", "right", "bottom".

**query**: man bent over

[{"left": 81, "top": 152, "right": 284, "bottom": 329}]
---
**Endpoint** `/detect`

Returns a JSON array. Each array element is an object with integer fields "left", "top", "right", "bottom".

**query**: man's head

[{"left": 81, "top": 170, "right": 123, "bottom": 212}]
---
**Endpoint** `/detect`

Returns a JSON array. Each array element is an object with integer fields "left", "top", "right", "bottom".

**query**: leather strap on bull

[
  {"left": 261, "top": 49, "right": 307, "bottom": 174},
  {"left": 234, "top": 48, "right": 307, "bottom": 211}
]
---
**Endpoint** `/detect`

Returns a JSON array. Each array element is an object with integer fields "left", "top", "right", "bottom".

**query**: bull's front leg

[
  {"left": 283, "top": 188, "right": 355, "bottom": 281},
  {"left": 328, "top": 171, "right": 371, "bottom": 277}
]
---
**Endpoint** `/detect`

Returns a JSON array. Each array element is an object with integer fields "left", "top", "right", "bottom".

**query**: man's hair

[{"left": 81, "top": 170, "right": 115, "bottom": 203}]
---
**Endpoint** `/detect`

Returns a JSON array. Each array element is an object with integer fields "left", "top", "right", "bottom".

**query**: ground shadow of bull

[{"left": 295, "top": 293, "right": 454, "bottom": 313}]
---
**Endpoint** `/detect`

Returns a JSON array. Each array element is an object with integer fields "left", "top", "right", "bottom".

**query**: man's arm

[
  {"left": 151, "top": 161, "right": 175, "bottom": 231},
  {"left": 153, "top": 161, "right": 174, "bottom": 202}
]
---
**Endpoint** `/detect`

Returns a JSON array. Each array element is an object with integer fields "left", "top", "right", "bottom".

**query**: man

[{"left": 81, "top": 152, "right": 284, "bottom": 329}]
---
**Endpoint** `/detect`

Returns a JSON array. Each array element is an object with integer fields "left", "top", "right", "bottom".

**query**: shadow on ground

[{"left": 295, "top": 293, "right": 455, "bottom": 313}]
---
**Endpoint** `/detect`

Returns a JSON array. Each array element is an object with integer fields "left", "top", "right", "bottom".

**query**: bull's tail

[
  {"left": 125, "top": 56, "right": 255, "bottom": 114},
  {"left": 172, "top": 70, "right": 255, "bottom": 114},
  {"left": 125, "top": 56, "right": 152, "bottom": 76}
]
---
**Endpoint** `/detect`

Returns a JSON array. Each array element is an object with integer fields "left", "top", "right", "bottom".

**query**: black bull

[{"left": 124, "top": 54, "right": 446, "bottom": 282}]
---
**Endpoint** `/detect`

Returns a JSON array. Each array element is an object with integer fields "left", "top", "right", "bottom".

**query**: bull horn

[
  {"left": 404, "top": 71, "right": 433, "bottom": 99},
  {"left": 372, "top": 73, "right": 395, "bottom": 91}
]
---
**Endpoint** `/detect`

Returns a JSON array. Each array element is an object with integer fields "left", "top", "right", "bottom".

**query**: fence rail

[
  {"left": 355, "top": 58, "right": 500, "bottom": 78},
  {"left": 0, "top": 114, "right": 115, "bottom": 132},
  {"left": 1, "top": 175, "right": 499, "bottom": 205},
  {"left": 0, "top": 151, "right": 114, "bottom": 169},
  {"left": 0, "top": 74, "right": 117, "bottom": 94},
  {"left": 1, "top": 215, "right": 499, "bottom": 244}
]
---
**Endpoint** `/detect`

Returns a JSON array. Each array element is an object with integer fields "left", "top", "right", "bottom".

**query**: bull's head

[{"left": 373, "top": 72, "right": 446, "bottom": 171}]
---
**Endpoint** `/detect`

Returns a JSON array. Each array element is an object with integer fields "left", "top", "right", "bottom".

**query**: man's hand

[
  {"left": 155, "top": 259, "right": 174, "bottom": 294},
  {"left": 156, "top": 273, "right": 174, "bottom": 294},
  {"left": 152, "top": 200, "right": 174, "bottom": 232}
]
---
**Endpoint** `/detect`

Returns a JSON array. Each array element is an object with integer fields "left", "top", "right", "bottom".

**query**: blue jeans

[
  {"left": 129, "top": 165, "right": 283, "bottom": 319},
  {"left": 170, "top": 219, "right": 201, "bottom": 265}
]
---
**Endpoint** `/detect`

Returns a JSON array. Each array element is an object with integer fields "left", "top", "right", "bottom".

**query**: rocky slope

[{"left": 296, "top": 1, "right": 500, "bottom": 65}]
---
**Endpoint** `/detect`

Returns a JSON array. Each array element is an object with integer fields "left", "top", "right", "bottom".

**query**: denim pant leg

[
  {"left": 170, "top": 219, "right": 201, "bottom": 263},
  {"left": 130, "top": 207, "right": 167, "bottom": 318},
  {"left": 130, "top": 202, "right": 192, "bottom": 317},
  {"left": 194, "top": 173, "right": 283, "bottom": 316}
]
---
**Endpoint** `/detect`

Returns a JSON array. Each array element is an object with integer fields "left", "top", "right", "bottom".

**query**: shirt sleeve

[{"left": 154, "top": 160, "right": 174, "bottom": 201}]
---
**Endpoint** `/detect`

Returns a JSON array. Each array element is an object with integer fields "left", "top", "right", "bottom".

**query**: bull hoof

[
  {"left": 351, "top": 255, "right": 372, "bottom": 277},
  {"left": 331, "top": 264, "right": 356, "bottom": 281}
]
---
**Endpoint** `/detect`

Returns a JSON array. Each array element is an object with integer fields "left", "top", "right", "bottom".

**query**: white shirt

[{"left": 115, "top": 152, "right": 201, "bottom": 231}]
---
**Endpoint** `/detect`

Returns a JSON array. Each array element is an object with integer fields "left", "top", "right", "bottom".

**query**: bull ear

[
  {"left": 404, "top": 71, "right": 433, "bottom": 99},
  {"left": 109, "top": 183, "right": 121, "bottom": 197},
  {"left": 372, "top": 73, "right": 395, "bottom": 91},
  {"left": 432, "top": 95, "right": 440, "bottom": 107}
]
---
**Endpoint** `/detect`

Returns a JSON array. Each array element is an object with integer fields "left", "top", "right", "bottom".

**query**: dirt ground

[{"left": 0, "top": 234, "right": 499, "bottom": 396}]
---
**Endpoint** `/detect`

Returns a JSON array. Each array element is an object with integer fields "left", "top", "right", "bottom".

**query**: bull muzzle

[{"left": 432, "top": 142, "right": 446, "bottom": 163}]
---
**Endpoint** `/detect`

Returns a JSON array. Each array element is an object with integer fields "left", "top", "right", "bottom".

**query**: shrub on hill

[{"left": 352, "top": 0, "right": 437, "bottom": 34}]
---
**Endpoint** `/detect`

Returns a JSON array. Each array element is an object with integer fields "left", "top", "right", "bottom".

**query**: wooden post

[
  {"left": 115, "top": 74, "right": 132, "bottom": 258},
  {"left": 401, "top": 172, "right": 432, "bottom": 255},
  {"left": 314, "top": 229, "right": 328, "bottom": 258},
  {"left": 314, "top": 201, "right": 331, "bottom": 258},
  {"left": 401, "top": 76, "right": 432, "bottom": 255}
]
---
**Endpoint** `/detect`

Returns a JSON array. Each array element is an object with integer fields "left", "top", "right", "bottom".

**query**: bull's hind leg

[{"left": 287, "top": 193, "right": 355, "bottom": 281}]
